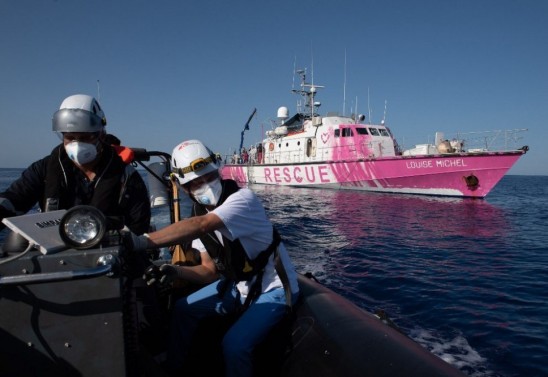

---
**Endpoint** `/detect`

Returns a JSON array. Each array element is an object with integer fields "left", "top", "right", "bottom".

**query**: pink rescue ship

[{"left": 221, "top": 70, "right": 528, "bottom": 198}]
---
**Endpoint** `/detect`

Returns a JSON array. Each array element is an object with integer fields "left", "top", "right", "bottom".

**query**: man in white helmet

[
  {"left": 0, "top": 94, "right": 150, "bottom": 235},
  {"left": 129, "top": 139, "right": 299, "bottom": 377}
]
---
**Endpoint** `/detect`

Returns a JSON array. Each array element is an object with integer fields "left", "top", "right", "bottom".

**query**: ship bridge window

[
  {"left": 379, "top": 129, "right": 390, "bottom": 137},
  {"left": 355, "top": 127, "right": 368, "bottom": 135},
  {"left": 335, "top": 129, "right": 340, "bottom": 137},
  {"left": 342, "top": 128, "right": 353, "bottom": 137},
  {"left": 369, "top": 127, "right": 380, "bottom": 136}
]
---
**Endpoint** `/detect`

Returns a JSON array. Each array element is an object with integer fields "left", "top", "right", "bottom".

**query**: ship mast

[{"left": 291, "top": 69, "right": 323, "bottom": 118}]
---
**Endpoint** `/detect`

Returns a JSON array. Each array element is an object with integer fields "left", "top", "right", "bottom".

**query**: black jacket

[{"left": 0, "top": 144, "right": 151, "bottom": 234}]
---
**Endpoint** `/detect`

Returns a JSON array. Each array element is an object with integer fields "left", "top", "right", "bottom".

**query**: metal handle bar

[{"left": 0, "top": 255, "right": 117, "bottom": 286}]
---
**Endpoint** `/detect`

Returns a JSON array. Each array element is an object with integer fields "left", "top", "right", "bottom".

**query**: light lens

[{"left": 59, "top": 206, "right": 106, "bottom": 249}]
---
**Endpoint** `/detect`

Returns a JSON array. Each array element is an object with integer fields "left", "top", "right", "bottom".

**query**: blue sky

[{"left": 1, "top": 0, "right": 546, "bottom": 175}]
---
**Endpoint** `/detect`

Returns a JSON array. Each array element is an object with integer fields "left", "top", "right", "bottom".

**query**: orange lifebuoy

[{"left": 269, "top": 142, "right": 274, "bottom": 151}]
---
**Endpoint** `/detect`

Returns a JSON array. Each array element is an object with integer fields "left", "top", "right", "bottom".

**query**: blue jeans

[{"left": 167, "top": 279, "right": 297, "bottom": 377}]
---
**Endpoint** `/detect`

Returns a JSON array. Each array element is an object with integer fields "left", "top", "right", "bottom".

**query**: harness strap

[
  {"left": 241, "top": 229, "right": 292, "bottom": 311},
  {"left": 242, "top": 270, "right": 264, "bottom": 310},
  {"left": 274, "top": 247, "right": 293, "bottom": 311}
]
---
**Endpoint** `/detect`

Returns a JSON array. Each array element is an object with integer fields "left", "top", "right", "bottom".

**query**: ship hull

[{"left": 221, "top": 151, "right": 525, "bottom": 198}]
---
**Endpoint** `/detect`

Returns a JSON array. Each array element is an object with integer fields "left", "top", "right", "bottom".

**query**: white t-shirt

[{"left": 191, "top": 188, "right": 299, "bottom": 298}]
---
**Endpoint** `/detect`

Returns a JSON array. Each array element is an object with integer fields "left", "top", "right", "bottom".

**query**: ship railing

[
  {"left": 455, "top": 128, "right": 528, "bottom": 152},
  {"left": 399, "top": 128, "right": 528, "bottom": 153}
]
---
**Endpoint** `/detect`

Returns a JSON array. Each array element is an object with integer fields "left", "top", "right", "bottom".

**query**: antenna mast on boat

[
  {"left": 292, "top": 56, "right": 297, "bottom": 91},
  {"left": 302, "top": 52, "right": 324, "bottom": 119},
  {"left": 311, "top": 51, "right": 314, "bottom": 88},
  {"left": 382, "top": 100, "right": 388, "bottom": 124},
  {"left": 293, "top": 68, "right": 306, "bottom": 113},
  {"left": 355, "top": 96, "right": 358, "bottom": 123},
  {"left": 367, "top": 87, "right": 371, "bottom": 123},
  {"left": 292, "top": 68, "right": 323, "bottom": 118},
  {"left": 343, "top": 49, "right": 347, "bottom": 116},
  {"left": 96, "top": 80, "right": 101, "bottom": 101}
]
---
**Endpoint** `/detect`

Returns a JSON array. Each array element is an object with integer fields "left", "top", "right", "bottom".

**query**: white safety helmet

[
  {"left": 52, "top": 94, "right": 107, "bottom": 133},
  {"left": 171, "top": 140, "right": 220, "bottom": 185}
]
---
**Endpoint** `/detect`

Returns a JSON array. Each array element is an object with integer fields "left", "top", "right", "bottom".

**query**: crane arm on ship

[{"left": 239, "top": 108, "right": 257, "bottom": 152}]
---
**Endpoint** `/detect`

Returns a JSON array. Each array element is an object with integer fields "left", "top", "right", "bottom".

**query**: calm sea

[{"left": 1, "top": 168, "right": 547, "bottom": 377}]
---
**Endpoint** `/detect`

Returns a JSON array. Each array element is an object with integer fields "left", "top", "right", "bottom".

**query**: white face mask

[
  {"left": 191, "top": 178, "right": 223, "bottom": 206},
  {"left": 65, "top": 141, "right": 98, "bottom": 165}
]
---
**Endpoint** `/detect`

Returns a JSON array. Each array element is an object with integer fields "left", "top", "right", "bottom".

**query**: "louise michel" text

[{"left": 405, "top": 159, "right": 467, "bottom": 169}]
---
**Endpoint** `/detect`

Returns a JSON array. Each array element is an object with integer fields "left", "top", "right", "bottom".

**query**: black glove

[
  {"left": 143, "top": 264, "right": 162, "bottom": 286},
  {"left": 158, "top": 264, "right": 180, "bottom": 285},
  {"left": 122, "top": 229, "right": 150, "bottom": 252},
  {"left": 143, "top": 264, "right": 180, "bottom": 286}
]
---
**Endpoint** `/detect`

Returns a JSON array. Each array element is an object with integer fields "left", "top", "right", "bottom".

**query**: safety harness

[{"left": 191, "top": 179, "right": 292, "bottom": 310}]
